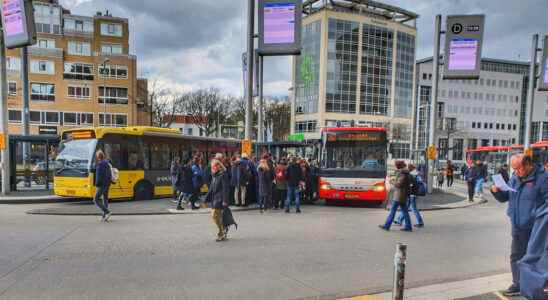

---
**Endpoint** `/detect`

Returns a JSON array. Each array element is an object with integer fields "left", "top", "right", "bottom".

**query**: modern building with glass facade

[{"left": 292, "top": 0, "right": 418, "bottom": 159}]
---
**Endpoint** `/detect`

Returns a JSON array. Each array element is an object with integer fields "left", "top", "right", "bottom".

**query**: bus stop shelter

[{"left": 255, "top": 141, "right": 320, "bottom": 161}]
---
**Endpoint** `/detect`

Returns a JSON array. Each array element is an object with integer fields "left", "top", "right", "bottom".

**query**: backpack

[
  {"left": 415, "top": 175, "right": 427, "bottom": 196},
  {"left": 275, "top": 167, "right": 285, "bottom": 181},
  {"left": 108, "top": 163, "right": 119, "bottom": 184},
  {"left": 409, "top": 174, "right": 419, "bottom": 196}
]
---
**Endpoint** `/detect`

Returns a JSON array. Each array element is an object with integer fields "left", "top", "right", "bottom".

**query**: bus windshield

[
  {"left": 322, "top": 140, "right": 386, "bottom": 171},
  {"left": 56, "top": 139, "right": 97, "bottom": 176}
]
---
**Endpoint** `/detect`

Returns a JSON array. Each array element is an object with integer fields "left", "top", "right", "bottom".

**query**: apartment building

[
  {"left": 416, "top": 57, "right": 548, "bottom": 163},
  {"left": 291, "top": 0, "right": 418, "bottom": 159},
  {"left": 6, "top": 0, "right": 150, "bottom": 136}
]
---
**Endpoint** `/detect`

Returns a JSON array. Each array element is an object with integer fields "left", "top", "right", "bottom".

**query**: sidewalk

[
  {"left": 341, "top": 273, "right": 526, "bottom": 300},
  {"left": 0, "top": 189, "right": 80, "bottom": 204}
]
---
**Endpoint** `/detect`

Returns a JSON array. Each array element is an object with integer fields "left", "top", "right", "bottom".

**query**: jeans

[
  {"left": 177, "top": 192, "right": 191, "bottom": 208},
  {"left": 447, "top": 175, "right": 454, "bottom": 187},
  {"left": 510, "top": 229, "right": 532, "bottom": 287},
  {"left": 396, "top": 195, "right": 424, "bottom": 226},
  {"left": 285, "top": 186, "right": 300, "bottom": 210},
  {"left": 234, "top": 185, "right": 247, "bottom": 206},
  {"left": 467, "top": 180, "right": 476, "bottom": 201},
  {"left": 93, "top": 186, "right": 110, "bottom": 216},
  {"left": 259, "top": 195, "right": 271, "bottom": 210},
  {"left": 475, "top": 178, "right": 484, "bottom": 195},
  {"left": 383, "top": 201, "right": 411, "bottom": 230},
  {"left": 274, "top": 189, "right": 287, "bottom": 209}
]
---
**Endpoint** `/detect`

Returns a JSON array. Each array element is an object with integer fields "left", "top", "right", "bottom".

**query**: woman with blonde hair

[
  {"left": 205, "top": 159, "right": 230, "bottom": 241},
  {"left": 257, "top": 159, "right": 273, "bottom": 213}
]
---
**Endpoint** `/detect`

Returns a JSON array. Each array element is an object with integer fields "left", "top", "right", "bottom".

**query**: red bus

[
  {"left": 318, "top": 127, "right": 388, "bottom": 205},
  {"left": 466, "top": 142, "right": 548, "bottom": 170},
  {"left": 532, "top": 141, "right": 548, "bottom": 168}
]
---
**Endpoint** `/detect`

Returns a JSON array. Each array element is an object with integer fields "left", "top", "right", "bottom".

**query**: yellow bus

[{"left": 54, "top": 126, "right": 240, "bottom": 200}]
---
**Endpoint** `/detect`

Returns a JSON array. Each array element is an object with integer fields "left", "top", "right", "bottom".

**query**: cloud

[{"left": 60, "top": 0, "right": 548, "bottom": 97}]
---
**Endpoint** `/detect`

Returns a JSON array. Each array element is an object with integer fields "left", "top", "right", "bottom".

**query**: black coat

[
  {"left": 179, "top": 165, "right": 194, "bottom": 194},
  {"left": 285, "top": 163, "right": 303, "bottom": 187},
  {"left": 94, "top": 160, "right": 111, "bottom": 188},
  {"left": 258, "top": 167, "right": 273, "bottom": 197},
  {"left": 207, "top": 170, "right": 230, "bottom": 209}
]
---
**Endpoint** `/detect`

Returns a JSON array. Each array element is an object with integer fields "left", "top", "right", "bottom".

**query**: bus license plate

[{"left": 345, "top": 194, "right": 359, "bottom": 199}]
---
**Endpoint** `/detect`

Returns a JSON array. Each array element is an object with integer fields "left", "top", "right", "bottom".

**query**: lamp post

[{"left": 101, "top": 58, "right": 110, "bottom": 123}]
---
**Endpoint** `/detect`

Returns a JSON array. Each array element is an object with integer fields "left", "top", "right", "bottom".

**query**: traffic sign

[
  {"left": 0, "top": 133, "right": 5, "bottom": 150},
  {"left": 241, "top": 139, "right": 252, "bottom": 156},
  {"left": 427, "top": 145, "right": 437, "bottom": 160},
  {"left": 524, "top": 148, "right": 533, "bottom": 157}
]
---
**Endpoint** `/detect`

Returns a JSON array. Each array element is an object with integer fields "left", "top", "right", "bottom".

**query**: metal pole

[
  {"left": 524, "top": 34, "right": 538, "bottom": 150},
  {"left": 427, "top": 15, "right": 442, "bottom": 194},
  {"left": 21, "top": 46, "right": 30, "bottom": 187},
  {"left": 414, "top": 86, "right": 421, "bottom": 154},
  {"left": 244, "top": 0, "right": 255, "bottom": 140},
  {"left": 258, "top": 55, "right": 264, "bottom": 143},
  {"left": 0, "top": 31, "right": 10, "bottom": 195},
  {"left": 392, "top": 243, "right": 407, "bottom": 300}
]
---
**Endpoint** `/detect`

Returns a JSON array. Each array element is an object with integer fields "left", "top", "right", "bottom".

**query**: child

[{"left": 437, "top": 169, "right": 445, "bottom": 189}]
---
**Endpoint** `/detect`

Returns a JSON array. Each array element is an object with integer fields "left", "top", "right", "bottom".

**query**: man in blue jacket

[
  {"left": 94, "top": 150, "right": 112, "bottom": 222},
  {"left": 491, "top": 154, "right": 547, "bottom": 296}
]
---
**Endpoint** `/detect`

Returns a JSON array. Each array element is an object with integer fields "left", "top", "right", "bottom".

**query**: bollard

[{"left": 392, "top": 243, "right": 407, "bottom": 300}]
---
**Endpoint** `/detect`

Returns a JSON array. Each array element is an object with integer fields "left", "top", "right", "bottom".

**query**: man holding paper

[{"left": 491, "top": 154, "right": 547, "bottom": 297}]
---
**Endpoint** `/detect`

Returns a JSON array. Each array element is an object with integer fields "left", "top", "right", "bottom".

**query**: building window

[
  {"left": 34, "top": 38, "right": 55, "bottom": 49},
  {"left": 453, "top": 139, "right": 464, "bottom": 161},
  {"left": 30, "top": 83, "right": 55, "bottom": 101},
  {"left": 390, "top": 143, "right": 410, "bottom": 159},
  {"left": 29, "top": 111, "right": 41, "bottom": 124},
  {"left": 34, "top": 4, "right": 61, "bottom": 34},
  {"left": 481, "top": 139, "right": 490, "bottom": 146},
  {"left": 64, "top": 18, "right": 93, "bottom": 33},
  {"left": 30, "top": 60, "right": 54, "bottom": 74},
  {"left": 100, "top": 43, "right": 123, "bottom": 55},
  {"left": 186, "top": 128, "right": 193, "bottom": 136},
  {"left": 68, "top": 86, "right": 90, "bottom": 99},
  {"left": 63, "top": 112, "right": 78, "bottom": 125},
  {"left": 542, "top": 122, "right": 548, "bottom": 140},
  {"left": 472, "top": 122, "right": 476, "bottom": 129},
  {"left": 8, "top": 82, "right": 16, "bottom": 96},
  {"left": 530, "top": 122, "right": 540, "bottom": 143},
  {"left": 98, "top": 87, "right": 128, "bottom": 105},
  {"left": 394, "top": 31, "right": 416, "bottom": 118},
  {"left": 45, "top": 111, "right": 59, "bottom": 124},
  {"left": 8, "top": 110, "right": 21, "bottom": 123},
  {"left": 68, "top": 41, "right": 91, "bottom": 56},
  {"left": 7, "top": 57, "right": 20, "bottom": 71},
  {"left": 63, "top": 62, "right": 94, "bottom": 80},
  {"left": 295, "top": 20, "right": 321, "bottom": 115},
  {"left": 467, "top": 139, "right": 477, "bottom": 149},
  {"left": 98, "top": 65, "right": 128, "bottom": 79},
  {"left": 79, "top": 113, "right": 94, "bottom": 126},
  {"left": 100, "top": 23, "right": 123, "bottom": 37},
  {"left": 294, "top": 120, "right": 317, "bottom": 133},
  {"left": 99, "top": 113, "right": 127, "bottom": 127}
]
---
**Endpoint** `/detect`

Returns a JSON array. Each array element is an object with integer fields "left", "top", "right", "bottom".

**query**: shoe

[
  {"left": 414, "top": 224, "right": 424, "bottom": 228},
  {"left": 394, "top": 222, "right": 402, "bottom": 226},
  {"left": 285, "top": 209, "right": 290, "bottom": 213},
  {"left": 104, "top": 212, "right": 111, "bottom": 222},
  {"left": 502, "top": 284, "right": 520, "bottom": 297},
  {"left": 176, "top": 206, "right": 184, "bottom": 211},
  {"left": 378, "top": 225, "right": 389, "bottom": 231},
  {"left": 400, "top": 228, "right": 412, "bottom": 232},
  {"left": 296, "top": 209, "right": 301, "bottom": 213},
  {"left": 260, "top": 209, "right": 264, "bottom": 213}
]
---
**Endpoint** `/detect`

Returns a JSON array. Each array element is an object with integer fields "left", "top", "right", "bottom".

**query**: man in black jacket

[
  {"left": 94, "top": 150, "right": 112, "bottom": 222},
  {"left": 284, "top": 157, "right": 303, "bottom": 213}
]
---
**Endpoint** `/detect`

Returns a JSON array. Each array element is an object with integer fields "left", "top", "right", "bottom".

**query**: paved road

[{"left": 0, "top": 191, "right": 512, "bottom": 300}]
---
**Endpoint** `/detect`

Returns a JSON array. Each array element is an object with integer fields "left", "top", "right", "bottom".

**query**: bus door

[{"left": 101, "top": 134, "right": 135, "bottom": 198}]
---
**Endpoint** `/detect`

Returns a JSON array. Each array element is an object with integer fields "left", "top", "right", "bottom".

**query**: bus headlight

[
  {"left": 320, "top": 181, "right": 331, "bottom": 190},
  {"left": 372, "top": 182, "right": 385, "bottom": 192}
]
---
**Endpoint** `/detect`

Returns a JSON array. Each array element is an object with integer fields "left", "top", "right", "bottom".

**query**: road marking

[{"left": 493, "top": 291, "right": 509, "bottom": 300}]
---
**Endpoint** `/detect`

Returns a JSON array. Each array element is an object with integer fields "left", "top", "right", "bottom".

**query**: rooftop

[{"left": 303, "top": 0, "right": 418, "bottom": 25}]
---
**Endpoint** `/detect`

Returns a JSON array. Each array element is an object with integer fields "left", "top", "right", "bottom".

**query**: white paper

[{"left": 492, "top": 174, "right": 516, "bottom": 192}]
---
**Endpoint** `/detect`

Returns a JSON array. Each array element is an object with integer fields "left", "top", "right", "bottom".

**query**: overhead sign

[
  {"left": 258, "top": 0, "right": 302, "bottom": 56},
  {"left": 38, "top": 126, "right": 57, "bottom": 135},
  {"left": 288, "top": 133, "right": 304, "bottom": 142},
  {"left": 327, "top": 132, "right": 384, "bottom": 142},
  {"left": 1, "top": 0, "right": 36, "bottom": 49},
  {"left": 538, "top": 36, "right": 548, "bottom": 91},
  {"left": 443, "top": 15, "right": 485, "bottom": 80}
]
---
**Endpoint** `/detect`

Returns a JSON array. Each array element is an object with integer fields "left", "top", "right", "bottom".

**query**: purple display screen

[
  {"left": 264, "top": 3, "right": 295, "bottom": 44},
  {"left": 2, "top": 0, "right": 24, "bottom": 37},
  {"left": 544, "top": 57, "right": 548, "bottom": 84},
  {"left": 448, "top": 38, "right": 479, "bottom": 71}
]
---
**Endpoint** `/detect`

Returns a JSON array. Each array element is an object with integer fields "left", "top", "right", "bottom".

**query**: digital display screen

[
  {"left": 2, "top": 0, "right": 24, "bottom": 37},
  {"left": 544, "top": 57, "right": 548, "bottom": 84},
  {"left": 263, "top": 3, "right": 295, "bottom": 44},
  {"left": 448, "top": 38, "right": 478, "bottom": 71},
  {"left": 327, "top": 132, "right": 385, "bottom": 142}
]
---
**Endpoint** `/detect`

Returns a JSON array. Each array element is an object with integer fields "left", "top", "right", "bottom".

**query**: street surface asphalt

[{"left": 0, "top": 190, "right": 512, "bottom": 300}]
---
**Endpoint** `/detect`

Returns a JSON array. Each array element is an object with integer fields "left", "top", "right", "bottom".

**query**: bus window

[
  {"left": 127, "top": 139, "right": 146, "bottom": 170},
  {"left": 151, "top": 143, "right": 170, "bottom": 170},
  {"left": 104, "top": 142, "right": 122, "bottom": 169}
]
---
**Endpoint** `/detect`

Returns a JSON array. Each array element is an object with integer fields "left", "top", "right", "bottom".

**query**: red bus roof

[
  {"left": 532, "top": 141, "right": 548, "bottom": 148},
  {"left": 321, "top": 127, "right": 387, "bottom": 133},
  {"left": 466, "top": 145, "right": 524, "bottom": 153}
]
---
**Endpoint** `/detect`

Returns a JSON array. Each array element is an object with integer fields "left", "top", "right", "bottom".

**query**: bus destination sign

[{"left": 327, "top": 132, "right": 384, "bottom": 142}]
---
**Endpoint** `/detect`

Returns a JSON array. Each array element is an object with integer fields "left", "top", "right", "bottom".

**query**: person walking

[
  {"left": 475, "top": 160, "right": 488, "bottom": 200},
  {"left": 285, "top": 156, "right": 303, "bottom": 213},
  {"left": 379, "top": 161, "right": 412, "bottom": 232},
  {"left": 491, "top": 154, "right": 547, "bottom": 297},
  {"left": 190, "top": 156, "right": 204, "bottom": 210},
  {"left": 274, "top": 158, "right": 288, "bottom": 210},
  {"left": 231, "top": 155, "right": 250, "bottom": 207},
  {"left": 176, "top": 158, "right": 194, "bottom": 210},
  {"left": 461, "top": 163, "right": 468, "bottom": 181},
  {"left": 465, "top": 162, "right": 479, "bottom": 202},
  {"left": 241, "top": 153, "right": 256, "bottom": 206},
  {"left": 93, "top": 150, "right": 112, "bottom": 222},
  {"left": 206, "top": 159, "right": 230, "bottom": 242},
  {"left": 170, "top": 157, "right": 181, "bottom": 201},
  {"left": 257, "top": 159, "right": 273, "bottom": 213},
  {"left": 446, "top": 160, "right": 454, "bottom": 187},
  {"left": 395, "top": 164, "right": 424, "bottom": 228}
]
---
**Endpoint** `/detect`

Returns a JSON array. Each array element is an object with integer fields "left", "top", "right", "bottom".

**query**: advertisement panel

[
  {"left": 538, "top": 36, "right": 548, "bottom": 91},
  {"left": 443, "top": 15, "right": 485, "bottom": 80},
  {"left": 258, "top": 0, "right": 301, "bottom": 56},
  {"left": 1, "top": 0, "right": 36, "bottom": 49}
]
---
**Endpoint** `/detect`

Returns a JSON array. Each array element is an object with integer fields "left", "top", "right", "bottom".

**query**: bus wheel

[{"left": 134, "top": 181, "right": 153, "bottom": 201}]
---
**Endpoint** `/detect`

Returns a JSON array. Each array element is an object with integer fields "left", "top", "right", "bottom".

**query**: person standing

[
  {"left": 241, "top": 153, "right": 256, "bottom": 206},
  {"left": 190, "top": 156, "right": 204, "bottom": 210},
  {"left": 93, "top": 150, "right": 112, "bottom": 222},
  {"left": 491, "top": 154, "right": 547, "bottom": 296},
  {"left": 465, "top": 162, "right": 479, "bottom": 202},
  {"left": 446, "top": 161, "right": 454, "bottom": 188},
  {"left": 274, "top": 158, "right": 288, "bottom": 210},
  {"left": 257, "top": 159, "right": 273, "bottom": 213},
  {"left": 379, "top": 161, "right": 412, "bottom": 232},
  {"left": 395, "top": 164, "right": 424, "bottom": 228},
  {"left": 285, "top": 156, "right": 303, "bottom": 213},
  {"left": 231, "top": 155, "right": 250, "bottom": 206},
  {"left": 206, "top": 159, "right": 230, "bottom": 242},
  {"left": 170, "top": 157, "right": 181, "bottom": 201},
  {"left": 176, "top": 158, "right": 194, "bottom": 211}
]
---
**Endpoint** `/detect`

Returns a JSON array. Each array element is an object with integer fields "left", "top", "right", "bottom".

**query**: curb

[
  {"left": 0, "top": 197, "right": 83, "bottom": 205},
  {"left": 26, "top": 205, "right": 261, "bottom": 216}
]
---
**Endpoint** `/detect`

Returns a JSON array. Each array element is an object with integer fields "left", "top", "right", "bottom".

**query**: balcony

[
  {"left": 94, "top": 52, "right": 137, "bottom": 60},
  {"left": 63, "top": 29, "right": 93, "bottom": 38},
  {"left": 28, "top": 47, "right": 63, "bottom": 59}
]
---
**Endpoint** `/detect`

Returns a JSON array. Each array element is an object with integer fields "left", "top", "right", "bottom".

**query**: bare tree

[
  {"left": 179, "top": 88, "right": 231, "bottom": 137},
  {"left": 264, "top": 98, "right": 291, "bottom": 141},
  {"left": 149, "top": 80, "right": 179, "bottom": 127}
]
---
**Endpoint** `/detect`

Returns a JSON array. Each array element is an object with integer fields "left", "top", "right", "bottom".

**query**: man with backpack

[
  {"left": 93, "top": 150, "right": 112, "bottom": 222},
  {"left": 379, "top": 161, "right": 412, "bottom": 231},
  {"left": 395, "top": 164, "right": 424, "bottom": 228}
]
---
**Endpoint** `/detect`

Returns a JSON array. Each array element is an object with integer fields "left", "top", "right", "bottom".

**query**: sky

[{"left": 60, "top": 0, "right": 548, "bottom": 97}]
